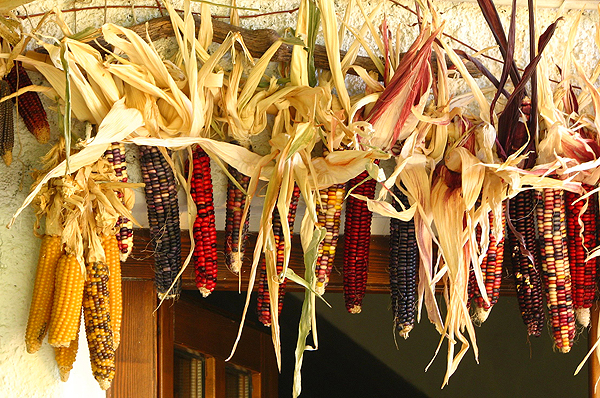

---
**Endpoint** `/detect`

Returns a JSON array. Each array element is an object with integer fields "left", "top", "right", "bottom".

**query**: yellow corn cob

[
  {"left": 102, "top": 234, "right": 122, "bottom": 349},
  {"left": 53, "top": 315, "right": 81, "bottom": 382},
  {"left": 83, "top": 261, "right": 115, "bottom": 391},
  {"left": 25, "top": 235, "right": 64, "bottom": 353},
  {"left": 48, "top": 254, "right": 85, "bottom": 348}
]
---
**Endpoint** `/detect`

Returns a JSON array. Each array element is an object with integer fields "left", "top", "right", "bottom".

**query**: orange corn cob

[{"left": 54, "top": 315, "right": 81, "bottom": 382}]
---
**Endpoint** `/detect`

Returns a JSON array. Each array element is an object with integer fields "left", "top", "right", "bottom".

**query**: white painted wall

[{"left": 0, "top": 0, "right": 598, "bottom": 397}]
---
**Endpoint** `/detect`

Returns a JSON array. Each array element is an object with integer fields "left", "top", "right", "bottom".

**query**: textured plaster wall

[{"left": 0, "top": 0, "right": 598, "bottom": 397}]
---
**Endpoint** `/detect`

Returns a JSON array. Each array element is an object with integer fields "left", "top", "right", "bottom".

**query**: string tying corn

[
  {"left": 315, "top": 182, "right": 345, "bottom": 295},
  {"left": 343, "top": 167, "right": 378, "bottom": 314},
  {"left": 565, "top": 184, "right": 597, "bottom": 327},
  {"left": 257, "top": 184, "right": 301, "bottom": 327},
  {"left": 224, "top": 166, "right": 251, "bottom": 274},
  {"left": 191, "top": 146, "right": 218, "bottom": 297},
  {"left": 104, "top": 142, "right": 134, "bottom": 262},
  {"left": 389, "top": 185, "right": 418, "bottom": 338},
  {"left": 4, "top": 61, "right": 50, "bottom": 144},
  {"left": 507, "top": 190, "right": 545, "bottom": 337},
  {"left": 469, "top": 204, "right": 506, "bottom": 322},
  {"left": 535, "top": 188, "right": 575, "bottom": 353},
  {"left": 139, "top": 145, "right": 182, "bottom": 299}
]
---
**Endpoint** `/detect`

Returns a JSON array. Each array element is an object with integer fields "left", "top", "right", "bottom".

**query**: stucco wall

[{"left": 0, "top": 1, "right": 598, "bottom": 397}]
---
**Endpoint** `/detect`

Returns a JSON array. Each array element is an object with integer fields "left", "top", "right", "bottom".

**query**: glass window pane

[
  {"left": 225, "top": 364, "right": 252, "bottom": 398},
  {"left": 175, "top": 349, "right": 204, "bottom": 398}
]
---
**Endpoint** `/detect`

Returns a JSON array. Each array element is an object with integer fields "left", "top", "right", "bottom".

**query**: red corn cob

[
  {"left": 257, "top": 184, "right": 301, "bottom": 326},
  {"left": 191, "top": 146, "right": 218, "bottom": 297},
  {"left": 536, "top": 188, "right": 575, "bottom": 353},
  {"left": 565, "top": 184, "right": 597, "bottom": 327},
  {"left": 224, "top": 166, "right": 251, "bottom": 274},
  {"left": 343, "top": 166, "right": 378, "bottom": 314}
]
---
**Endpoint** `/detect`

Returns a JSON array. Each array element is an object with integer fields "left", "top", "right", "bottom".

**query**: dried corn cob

[
  {"left": 224, "top": 166, "right": 251, "bottom": 274},
  {"left": 83, "top": 261, "right": 115, "bottom": 391},
  {"left": 48, "top": 254, "right": 85, "bottom": 348},
  {"left": 102, "top": 234, "right": 122, "bottom": 349},
  {"left": 343, "top": 169, "right": 378, "bottom": 314},
  {"left": 0, "top": 79, "right": 14, "bottom": 166},
  {"left": 470, "top": 205, "right": 506, "bottom": 322},
  {"left": 25, "top": 235, "right": 64, "bottom": 353},
  {"left": 104, "top": 142, "right": 134, "bottom": 262},
  {"left": 139, "top": 145, "right": 182, "bottom": 299},
  {"left": 54, "top": 315, "right": 80, "bottom": 382},
  {"left": 565, "top": 184, "right": 597, "bottom": 327},
  {"left": 191, "top": 146, "right": 218, "bottom": 297},
  {"left": 536, "top": 188, "right": 575, "bottom": 353},
  {"left": 5, "top": 61, "right": 50, "bottom": 144},
  {"left": 507, "top": 190, "right": 545, "bottom": 337},
  {"left": 257, "top": 184, "right": 301, "bottom": 326},
  {"left": 315, "top": 183, "right": 345, "bottom": 295},
  {"left": 389, "top": 186, "right": 419, "bottom": 338}
]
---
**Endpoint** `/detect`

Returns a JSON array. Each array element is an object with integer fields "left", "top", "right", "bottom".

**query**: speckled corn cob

[
  {"left": 0, "top": 79, "right": 14, "bottom": 166},
  {"left": 536, "top": 188, "right": 575, "bottom": 353},
  {"left": 191, "top": 146, "right": 218, "bottom": 297},
  {"left": 389, "top": 185, "right": 418, "bottom": 338},
  {"left": 104, "top": 142, "right": 133, "bottom": 262},
  {"left": 139, "top": 145, "right": 182, "bottom": 299},
  {"left": 224, "top": 166, "right": 251, "bottom": 274},
  {"left": 257, "top": 184, "right": 301, "bottom": 326},
  {"left": 565, "top": 184, "right": 597, "bottom": 327},
  {"left": 343, "top": 168, "right": 378, "bottom": 314},
  {"left": 83, "top": 261, "right": 115, "bottom": 391},
  {"left": 507, "top": 190, "right": 545, "bottom": 337},
  {"left": 48, "top": 254, "right": 85, "bottom": 348},
  {"left": 5, "top": 61, "right": 50, "bottom": 144},
  {"left": 102, "top": 234, "right": 122, "bottom": 349},
  {"left": 315, "top": 183, "right": 345, "bottom": 295},
  {"left": 25, "top": 235, "right": 64, "bottom": 353},
  {"left": 470, "top": 204, "right": 506, "bottom": 322}
]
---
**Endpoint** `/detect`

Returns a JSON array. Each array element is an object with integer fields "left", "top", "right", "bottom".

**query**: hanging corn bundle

[{"left": 224, "top": 165, "right": 251, "bottom": 274}]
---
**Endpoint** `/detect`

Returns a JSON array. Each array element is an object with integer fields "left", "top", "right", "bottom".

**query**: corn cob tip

[
  {"left": 58, "top": 369, "right": 71, "bottom": 382},
  {"left": 474, "top": 307, "right": 491, "bottom": 324},
  {"left": 157, "top": 292, "right": 177, "bottom": 301},
  {"left": 399, "top": 325, "right": 413, "bottom": 340},
  {"left": 559, "top": 346, "right": 572, "bottom": 354},
  {"left": 2, "top": 151, "right": 12, "bottom": 166},
  {"left": 349, "top": 305, "right": 362, "bottom": 314},
  {"left": 227, "top": 253, "right": 242, "bottom": 275},
  {"left": 34, "top": 125, "right": 50, "bottom": 145},
  {"left": 97, "top": 379, "right": 112, "bottom": 391},
  {"left": 26, "top": 341, "right": 42, "bottom": 354},
  {"left": 315, "top": 285, "right": 325, "bottom": 296},
  {"left": 198, "top": 287, "right": 212, "bottom": 298},
  {"left": 576, "top": 308, "right": 591, "bottom": 328}
]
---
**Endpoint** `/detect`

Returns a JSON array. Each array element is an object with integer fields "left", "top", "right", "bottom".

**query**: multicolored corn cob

[
  {"left": 0, "top": 79, "right": 14, "bottom": 166},
  {"left": 48, "top": 254, "right": 85, "bottom": 348},
  {"left": 102, "top": 234, "right": 122, "bottom": 349},
  {"left": 5, "top": 61, "right": 50, "bottom": 144},
  {"left": 343, "top": 168, "right": 378, "bottom": 314},
  {"left": 257, "top": 184, "right": 301, "bottom": 326},
  {"left": 83, "top": 261, "right": 115, "bottom": 391},
  {"left": 104, "top": 142, "right": 134, "bottom": 262},
  {"left": 191, "top": 146, "right": 218, "bottom": 297},
  {"left": 224, "top": 166, "right": 251, "bottom": 274},
  {"left": 315, "top": 183, "right": 345, "bottom": 295},
  {"left": 565, "top": 184, "right": 597, "bottom": 327},
  {"left": 507, "top": 190, "right": 545, "bottom": 337},
  {"left": 389, "top": 185, "right": 419, "bottom": 338},
  {"left": 139, "top": 145, "right": 182, "bottom": 299},
  {"left": 536, "top": 188, "right": 575, "bottom": 353},
  {"left": 469, "top": 204, "right": 506, "bottom": 322},
  {"left": 25, "top": 235, "right": 64, "bottom": 353}
]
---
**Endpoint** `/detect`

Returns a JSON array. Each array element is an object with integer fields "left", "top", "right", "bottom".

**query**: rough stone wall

[{"left": 0, "top": 1, "right": 597, "bottom": 397}]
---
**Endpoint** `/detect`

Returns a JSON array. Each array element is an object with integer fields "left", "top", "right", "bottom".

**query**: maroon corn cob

[
  {"left": 191, "top": 146, "right": 218, "bottom": 297},
  {"left": 0, "top": 80, "right": 13, "bottom": 166},
  {"left": 536, "top": 188, "right": 575, "bottom": 353},
  {"left": 139, "top": 145, "right": 182, "bottom": 299},
  {"left": 257, "top": 184, "right": 301, "bottom": 326},
  {"left": 104, "top": 142, "right": 134, "bottom": 261},
  {"left": 565, "top": 184, "right": 597, "bottom": 327},
  {"left": 389, "top": 185, "right": 419, "bottom": 338},
  {"left": 5, "top": 61, "right": 50, "bottom": 144},
  {"left": 343, "top": 167, "right": 378, "bottom": 314},
  {"left": 224, "top": 166, "right": 251, "bottom": 274},
  {"left": 469, "top": 204, "right": 506, "bottom": 322},
  {"left": 507, "top": 190, "right": 545, "bottom": 337}
]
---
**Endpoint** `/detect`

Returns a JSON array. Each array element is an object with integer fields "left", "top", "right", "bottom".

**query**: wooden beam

[{"left": 123, "top": 228, "right": 517, "bottom": 295}]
